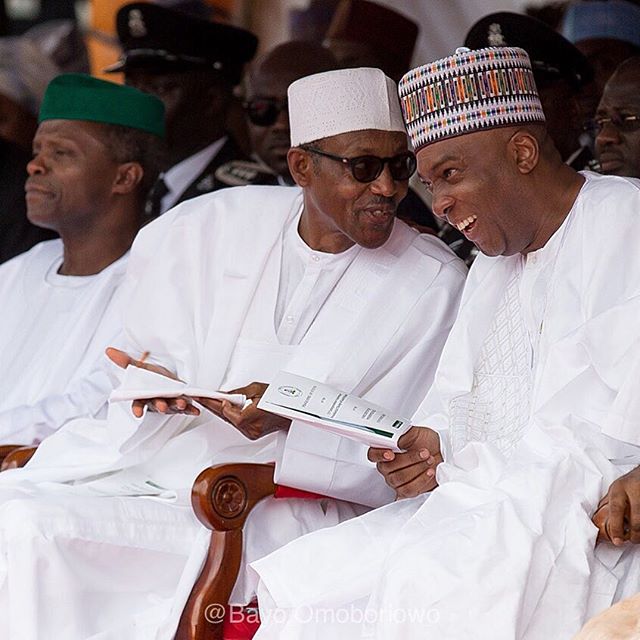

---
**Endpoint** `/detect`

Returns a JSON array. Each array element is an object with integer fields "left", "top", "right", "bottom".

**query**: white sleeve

[
  {"left": 0, "top": 353, "right": 120, "bottom": 444},
  {"left": 275, "top": 422, "right": 395, "bottom": 508}
]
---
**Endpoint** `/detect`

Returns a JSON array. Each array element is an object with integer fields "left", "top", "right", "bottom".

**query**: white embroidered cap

[{"left": 288, "top": 67, "right": 405, "bottom": 147}]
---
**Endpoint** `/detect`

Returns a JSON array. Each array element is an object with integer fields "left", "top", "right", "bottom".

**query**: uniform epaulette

[{"left": 214, "top": 160, "right": 279, "bottom": 187}]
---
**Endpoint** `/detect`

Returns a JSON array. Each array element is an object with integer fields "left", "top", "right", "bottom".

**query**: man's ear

[
  {"left": 509, "top": 129, "right": 539, "bottom": 175},
  {"left": 112, "top": 162, "right": 144, "bottom": 195},
  {"left": 287, "top": 147, "right": 314, "bottom": 187}
]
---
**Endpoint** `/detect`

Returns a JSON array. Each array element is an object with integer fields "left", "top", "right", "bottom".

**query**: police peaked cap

[
  {"left": 106, "top": 2, "right": 258, "bottom": 85},
  {"left": 465, "top": 11, "right": 593, "bottom": 89}
]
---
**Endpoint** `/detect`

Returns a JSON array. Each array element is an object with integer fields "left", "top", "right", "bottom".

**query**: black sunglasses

[
  {"left": 301, "top": 146, "right": 417, "bottom": 183},
  {"left": 244, "top": 97, "right": 288, "bottom": 127}
]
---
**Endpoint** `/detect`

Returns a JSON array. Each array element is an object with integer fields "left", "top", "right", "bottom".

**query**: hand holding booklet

[
  {"left": 258, "top": 371, "right": 411, "bottom": 450},
  {"left": 110, "top": 365, "right": 247, "bottom": 407}
]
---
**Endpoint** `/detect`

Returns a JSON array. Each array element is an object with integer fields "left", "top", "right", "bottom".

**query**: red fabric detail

[
  {"left": 274, "top": 484, "right": 327, "bottom": 500},
  {"left": 223, "top": 604, "right": 261, "bottom": 640}
]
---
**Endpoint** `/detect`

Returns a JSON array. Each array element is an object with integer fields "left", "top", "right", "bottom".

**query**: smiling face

[
  {"left": 595, "top": 59, "right": 640, "bottom": 178},
  {"left": 25, "top": 119, "right": 122, "bottom": 232},
  {"left": 294, "top": 129, "right": 410, "bottom": 252},
  {"left": 417, "top": 128, "right": 542, "bottom": 257}
]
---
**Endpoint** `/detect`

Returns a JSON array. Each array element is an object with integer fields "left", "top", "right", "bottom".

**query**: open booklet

[
  {"left": 258, "top": 371, "right": 411, "bottom": 450},
  {"left": 110, "top": 365, "right": 247, "bottom": 407}
]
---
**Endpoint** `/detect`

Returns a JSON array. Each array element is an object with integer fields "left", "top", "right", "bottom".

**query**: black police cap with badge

[
  {"left": 106, "top": 2, "right": 258, "bottom": 85},
  {"left": 465, "top": 11, "right": 593, "bottom": 91}
]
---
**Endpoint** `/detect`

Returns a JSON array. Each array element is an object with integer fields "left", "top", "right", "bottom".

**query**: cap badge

[
  {"left": 128, "top": 9, "right": 147, "bottom": 38},
  {"left": 487, "top": 23, "right": 506, "bottom": 46}
]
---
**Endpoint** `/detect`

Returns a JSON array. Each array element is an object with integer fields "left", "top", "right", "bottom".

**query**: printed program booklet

[{"left": 258, "top": 371, "right": 411, "bottom": 449}]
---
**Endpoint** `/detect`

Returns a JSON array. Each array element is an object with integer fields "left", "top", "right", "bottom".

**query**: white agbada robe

[
  {"left": 0, "top": 239, "right": 127, "bottom": 443},
  {"left": 0, "top": 185, "right": 466, "bottom": 639},
  {"left": 251, "top": 172, "right": 640, "bottom": 640}
]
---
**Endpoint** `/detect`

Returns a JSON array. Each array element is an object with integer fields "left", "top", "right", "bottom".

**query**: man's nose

[
  {"left": 431, "top": 191, "right": 454, "bottom": 220},
  {"left": 26, "top": 153, "right": 46, "bottom": 176},
  {"left": 596, "top": 119, "right": 623, "bottom": 152},
  {"left": 370, "top": 165, "right": 398, "bottom": 197},
  {"left": 272, "top": 107, "right": 290, "bottom": 131}
]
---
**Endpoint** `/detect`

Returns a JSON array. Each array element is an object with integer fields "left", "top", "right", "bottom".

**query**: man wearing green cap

[{"left": 0, "top": 73, "right": 165, "bottom": 445}]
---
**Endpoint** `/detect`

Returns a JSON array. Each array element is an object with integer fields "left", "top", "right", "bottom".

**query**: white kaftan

[
  {"left": 0, "top": 239, "right": 127, "bottom": 443},
  {"left": 252, "top": 172, "right": 640, "bottom": 640},
  {"left": 0, "top": 185, "right": 466, "bottom": 639}
]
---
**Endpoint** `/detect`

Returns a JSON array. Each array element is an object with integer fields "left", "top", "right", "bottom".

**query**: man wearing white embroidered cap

[
  {"left": 0, "top": 67, "right": 465, "bottom": 638},
  {"left": 251, "top": 48, "right": 640, "bottom": 639}
]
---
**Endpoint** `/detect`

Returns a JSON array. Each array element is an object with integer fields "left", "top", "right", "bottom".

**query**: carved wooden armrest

[
  {"left": 176, "top": 462, "right": 276, "bottom": 640},
  {"left": 0, "top": 445, "right": 37, "bottom": 471},
  {"left": 0, "top": 445, "right": 24, "bottom": 467}
]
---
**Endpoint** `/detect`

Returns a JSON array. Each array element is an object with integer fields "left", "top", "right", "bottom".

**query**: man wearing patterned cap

[
  {"left": 107, "top": 2, "right": 258, "bottom": 219},
  {"left": 0, "top": 67, "right": 465, "bottom": 638},
  {"left": 0, "top": 74, "right": 165, "bottom": 445},
  {"left": 251, "top": 47, "right": 640, "bottom": 639}
]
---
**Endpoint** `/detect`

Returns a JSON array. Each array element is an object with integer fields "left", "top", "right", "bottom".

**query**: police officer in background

[
  {"left": 216, "top": 41, "right": 338, "bottom": 188},
  {"left": 106, "top": 2, "right": 258, "bottom": 219}
]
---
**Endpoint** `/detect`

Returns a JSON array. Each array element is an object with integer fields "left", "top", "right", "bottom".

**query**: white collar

[
  {"left": 161, "top": 136, "right": 228, "bottom": 209},
  {"left": 287, "top": 208, "right": 361, "bottom": 266}
]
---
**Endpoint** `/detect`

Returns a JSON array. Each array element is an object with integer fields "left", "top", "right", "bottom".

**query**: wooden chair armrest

[
  {"left": 176, "top": 462, "right": 277, "bottom": 640},
  {"left": 0, "top": 446, "right": 37, "bottom": 471},
  {"left": 191, "top": 462, "right": 277, "bottom": 532},
  {"left": 0, "top": 445, "right": 25, "bottom": 467}
]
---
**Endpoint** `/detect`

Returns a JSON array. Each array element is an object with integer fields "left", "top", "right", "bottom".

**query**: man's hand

[
  {"left": 593, "top": 466, "right": 640, "bottom": 546},
  {"left": 193, "top": 382, "right": 291, "bottom": 440},
  {"left": 106, "top": 347, "right": 200, "bottom": 418},
  {"left": 368, "top": 426, "right": 443, "bottom": 499}
]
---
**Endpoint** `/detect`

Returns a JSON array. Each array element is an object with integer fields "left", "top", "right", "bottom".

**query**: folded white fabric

[{"left": 110, "top": 365, "right": 247, "bottom": 407}]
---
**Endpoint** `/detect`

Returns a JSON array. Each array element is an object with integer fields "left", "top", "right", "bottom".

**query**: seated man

[
  {"left": 0, "top": 67, "right": 465, "bottom": 638},
  {"left": 0, "top": 73, "right": 164, "bottom": 444},
  {"left": 251, "top": 47, "right": 640, "bottom": 639}
]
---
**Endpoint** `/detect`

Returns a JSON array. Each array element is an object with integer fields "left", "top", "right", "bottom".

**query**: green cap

[{"left": 39, "top": 73, "right": 165, "bottom": 137}]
